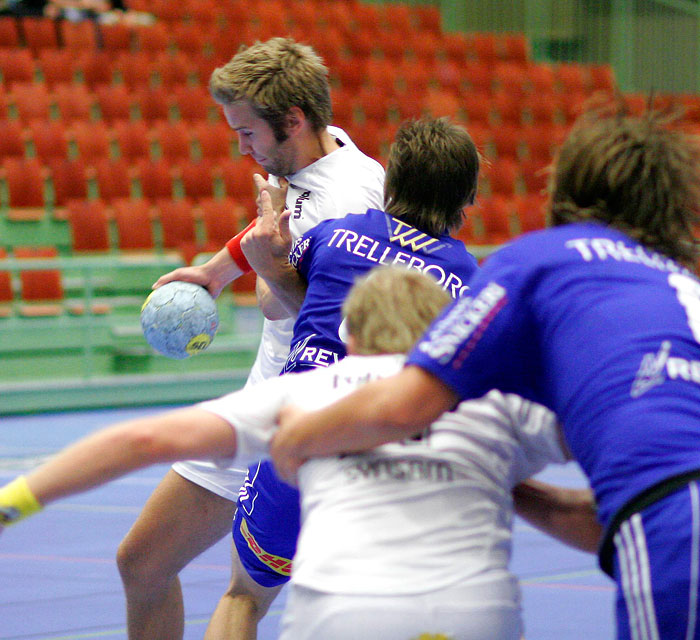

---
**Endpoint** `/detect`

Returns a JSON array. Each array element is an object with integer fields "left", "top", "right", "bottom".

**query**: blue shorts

[
  {"left": 233, "top": 460, "right": 301, "bottom": 587},
  {"left": 613, "top": 481, "right": 700, "bottom": 639}
]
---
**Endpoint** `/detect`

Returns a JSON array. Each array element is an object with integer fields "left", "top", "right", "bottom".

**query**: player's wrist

[
  {"left": 0, "top": 476, "right": 43, "bottom": 526},
  {"left": 225, "top": 220, "right": 257, "bottom": 274}
]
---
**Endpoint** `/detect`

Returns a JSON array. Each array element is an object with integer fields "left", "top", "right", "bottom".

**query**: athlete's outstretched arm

[
  {"left": 512, "top": 478, "right": 602, "bottom": 553},
  {"left": 0, "top": 408, "right": 236, "bottom": 530},
  {"left": 271, "top": 365, "right": 458, "bottom": 483}
]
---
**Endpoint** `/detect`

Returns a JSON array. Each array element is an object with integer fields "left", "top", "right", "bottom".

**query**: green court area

[{"left": 0, "top": 253, "right": 263, "bottom": 414}]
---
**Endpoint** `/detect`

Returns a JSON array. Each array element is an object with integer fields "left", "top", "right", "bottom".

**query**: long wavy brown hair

[{"left": 550, "top": 96, "right": 700, "bottom": 269}]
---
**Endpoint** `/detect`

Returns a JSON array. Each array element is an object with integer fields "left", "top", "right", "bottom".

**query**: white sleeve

[
  {"left": 196, "top": 375, "right": 293, "bottom": 469},
  {"left": 503, "top": 392, "right": 570, "bottom": 483}
]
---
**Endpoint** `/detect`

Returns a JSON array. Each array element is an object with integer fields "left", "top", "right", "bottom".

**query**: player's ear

[
  {"left": 284, "top": 107, "right": 305, "bottom": 136},
  {"left": 345, "top": 334, "right": 359, "bottom": 355}
]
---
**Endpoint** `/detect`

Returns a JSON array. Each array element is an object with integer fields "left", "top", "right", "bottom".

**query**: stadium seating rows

[{"left": 3, "top": 0, "right": 695, "bottom": 256}]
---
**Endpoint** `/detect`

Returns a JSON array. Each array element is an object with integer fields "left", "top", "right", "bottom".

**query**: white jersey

[
  {"left": 246, "top": 126, "right": 385, "bottom": 385},
  {"left": 173, "top": 127, "right": 384, "bottom": 497},
  {"left": 198, "top": 354, "right": 568, "bottom": 597}
]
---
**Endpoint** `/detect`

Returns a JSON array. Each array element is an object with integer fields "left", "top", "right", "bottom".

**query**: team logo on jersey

[
  {"left": 239, "top": 518, "right": 293, "bottom": 576},
  {"left": 631, "top": 341, "right": 671, "bottom": 398},
  {"left": 418, "top": 282, "right": 507, "bottom": 364},
  {"left": 388, "top": 218, "right": 443, "bottom": 253},
  {"left": 237, "top": 462, "right": 262, "bottom": 516},
  {"left": 292, "top": 190, "right": 311, "bottom": 219}
]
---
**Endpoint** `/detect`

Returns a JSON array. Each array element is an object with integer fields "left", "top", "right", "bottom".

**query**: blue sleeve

[{"left": 406, "top": 246, "right": 541, "bottom": 402}]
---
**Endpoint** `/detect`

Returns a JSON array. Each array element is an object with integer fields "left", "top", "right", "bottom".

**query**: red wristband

[{"left": 225, "top": 219, "right": 257, "bottom": 274}]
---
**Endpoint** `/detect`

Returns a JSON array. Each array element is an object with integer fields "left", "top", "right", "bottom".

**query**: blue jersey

[
  {"left": 408, "top": 222, "right": 700, "bottom": 527},
  {"left": 284, "top": 208, "right": 479, "bottom": 373}
]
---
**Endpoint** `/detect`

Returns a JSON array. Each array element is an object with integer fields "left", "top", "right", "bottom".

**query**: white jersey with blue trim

[
  {"left": 172, "top": 127, "right": 384, "bottom": 499},
  {"left": 408, "top": 221, "right": 700, "bottom": 527},
  {"left": 198, "top": 354, "right": 568, "bottom": 596},
  {"left": 246, "top": 126, "right": 385, "bottom": 385}
]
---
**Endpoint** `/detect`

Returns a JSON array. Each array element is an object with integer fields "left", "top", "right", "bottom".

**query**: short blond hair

[
  {"left": 209, "top": 37, "right": 332, "bottom": 141},
  {"left": 342, "top": 266, "right": 451, "bottom": 355}
]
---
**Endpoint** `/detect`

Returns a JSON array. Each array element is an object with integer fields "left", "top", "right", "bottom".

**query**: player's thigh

[
  {"left": 118, "top": 468, "right": 237, "bottom": 575},
  {"left": 614, "top": 482, "right": 700, "bottom": 640},
  {"left": 225, "top": 538, "right": 283, "bottom": 615}
]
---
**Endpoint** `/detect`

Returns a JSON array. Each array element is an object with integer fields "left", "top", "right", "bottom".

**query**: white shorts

[
  {"left": 172, "top": 459, "right": 247, "bottom": 502},
  {"left": 279, "top": 581, "right": 523, "bottom": 640}
]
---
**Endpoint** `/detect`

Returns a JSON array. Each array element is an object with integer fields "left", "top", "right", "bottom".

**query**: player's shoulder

[{"left": 483, "top": 223, "right": 597, "bottom": 271}]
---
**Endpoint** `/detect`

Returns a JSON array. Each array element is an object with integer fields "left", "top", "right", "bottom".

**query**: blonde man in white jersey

[
  {"left": 0, "top": 266, "right": 599, "bottom": 639},
  {"left": 115, "top": 37, "right": 384, "bottom": 639}
]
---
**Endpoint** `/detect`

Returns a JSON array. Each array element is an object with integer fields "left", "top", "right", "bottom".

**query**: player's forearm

[
  {"left": 204, "top": 247, "right": 246, "bottom": 289},
  {"left": 255, "top": 267, "right": 307, "bottom": 318},
  {"left": 2, "top": 409, "right": 236, "bottom": 523},
  {"left": 513, "top": 478, "right": 602, "bottom": 553},
  {"left": 276, "top": 367, "right": 457, "bottom": 460}
]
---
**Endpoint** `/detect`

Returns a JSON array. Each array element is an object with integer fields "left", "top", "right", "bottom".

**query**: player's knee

[{"left": 116, "top": 533, "right": 173, "bottom": 589}]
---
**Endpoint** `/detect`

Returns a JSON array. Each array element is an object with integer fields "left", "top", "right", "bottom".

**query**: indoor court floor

[{"left": 0, "top": 406, "right": 615, "bottom": 639}]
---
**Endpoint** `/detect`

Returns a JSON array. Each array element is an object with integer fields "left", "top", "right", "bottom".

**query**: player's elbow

[{"left": 116, "top": 425, "right": 177, "bottom": 466}]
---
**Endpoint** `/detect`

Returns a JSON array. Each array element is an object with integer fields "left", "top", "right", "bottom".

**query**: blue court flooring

[{"left": 0, "top": 407, "right": 615, "bottom": 639}]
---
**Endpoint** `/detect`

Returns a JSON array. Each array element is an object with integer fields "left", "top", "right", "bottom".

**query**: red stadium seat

[
  {"left": 101, "top": 22, "right": 134, "bottom": 53},
  {"left": 113, "top": 120, "right": 151, "bottom": 161},
  {"left": 112, "top": 197, "right": 155, "bottom": 251},
  {"left": 95, "top": 84, "right": 135, "bottom": 123},
  {"left": 92, "top": 157, "right": 133, "bottom": 201},
  {"left": 192, "top": 121, "right": 234, "bottom": 160},
  {"left": 155, "top": 197, "right": 199, "bottom": 262},
  {"left": 136, "top": 86, "right": 173, "bottom": 123},
  {"left": 135, "top": 158, "right": 175, "bottom": 201},
  {"left": 0, "top": 49, "right": 36, "bottom": 88},
  {"left": 114, "top": 51, "right": 156, "bottom": 90},
  {"left": 75, "top": 51, "right": 116, "bottom": 89},
  {"left": 199, "top": 196, "right": 247, "bottom": 250},
  {"left": 153, "top": 120, "right": 192, "bottom": 161},
  {"left": 218, "top": 157, "right": 258, "bottom": 213},
  {"left": 173, "top": 85, "right": 214, "bottom": 123},
  {"left": 26, "top": 120, "right": 70, "bottom": 163},
  {"left": 49, "top": 157, "right": 90, "bottom": 209},
  {"left": 132, "top": 22, "right": 169, "bottom": 54},
  {"left": 477, "top": 195, "right": 515, "bottom": 244},
  {"left": 512, "top": 193, "right": 548, "bottom": 234},
  {"left": 14, "top": 245, "right": 62, "bottom": 302},
  {"left": 70, "top": 120, "right": 112, "bottom": 162},
  {"left": 0, "top": 17, "right": 20, "bottom": 49},
  {"left": 61, "top": 20, "right": 99, "bottom": 51},
  {"left": 519, "top": 157, "right": 551, "bottom": 195},
  {"left": 8, "top": 83, "right": 52, "bottom": 122},
  {"left": 177, "top": 159, "right": 217, "bottom": 201},
  {"left": 38, "top": 50, "right": 78, "bottom": 88},
  {"left": 0, "top": 119, "right": 27, "bottom": 158},
  {"left": 555, "top": 63, "right": 589, "bottom": 94},
  {"left": 67, "top": 198, "right": 111, "bottom": 252},
  {"left": 0, "top": 247, "right": 13, "bottom": 315},
  {"left": 22, "top": 17, "right": 60, "bottom": 54},
  {"left": 0, "top": 157, "right": 47, "bottom": 220},
  {"left": 53, "top": 83, "right": 94, "bottom": 123},
  {"left": 483, "top": 157, "right": 522, "bottom": 196}
]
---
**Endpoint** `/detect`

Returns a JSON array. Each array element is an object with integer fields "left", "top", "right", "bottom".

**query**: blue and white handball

[{"left": 141, "top": 281, "right": 219, "bottom": 359}]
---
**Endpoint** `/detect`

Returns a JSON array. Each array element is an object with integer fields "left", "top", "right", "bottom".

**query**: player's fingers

[
  {"left": 278, "top": 209, "right": 293, "bottom": 246},
  {"left": 152, "top": 268, "right": 208, "bottom": 290},
  {"left": 253, "top": 173, "right": 268, "bottom": 196},
  {"left": 257, "top": 189, "right": 275, "bottom": 228}
]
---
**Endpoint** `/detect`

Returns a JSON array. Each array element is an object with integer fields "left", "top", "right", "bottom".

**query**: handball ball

[{"left": 141, "top": 281, "right": 219, "bottom": 359}]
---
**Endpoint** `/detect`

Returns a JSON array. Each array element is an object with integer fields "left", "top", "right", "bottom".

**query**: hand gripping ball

[{"left": 141, "top": 281, "right": 219, "bottom": 359}]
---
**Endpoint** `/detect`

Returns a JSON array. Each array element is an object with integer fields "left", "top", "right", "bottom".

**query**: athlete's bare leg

[
  {"left": 204, "top": 542, "right": 283, "bottom": 640},
  {"left": 116, "top": 469, "right": 237, "bottom": 640}
]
